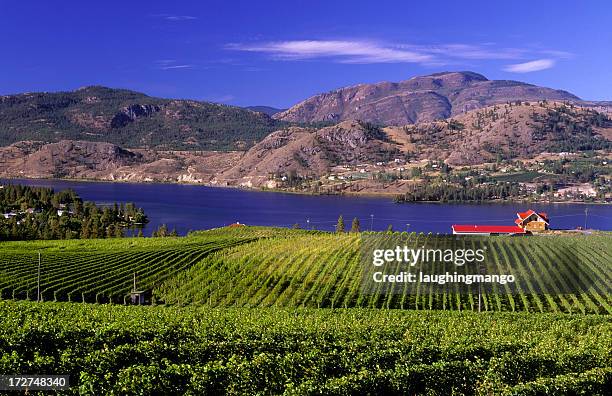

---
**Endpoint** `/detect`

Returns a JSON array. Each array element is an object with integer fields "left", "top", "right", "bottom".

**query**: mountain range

[
  {"left": 0, "top": 71, "right": 610, "bottom": 191},
  {"left": 0, "top": 86, "right": 282, "bottom": 151},
  {"left": 273, "top": 71, "right": 583, "bottom": 125}
]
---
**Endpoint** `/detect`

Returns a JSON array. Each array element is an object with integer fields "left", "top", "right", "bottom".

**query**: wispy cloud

[
  {"left": 539, "top": 50, "right": 574, "bottom": 59},
  {"left": 154, "top": 60, "right": 195, "bottom": 70},
  {"left": 150, "top": 14, "right": 197, "bottom": 21},
  {"left": 227, "top": 39, "right": 571, "bottom": 72},
  {"left": 227, "top": 40, "right": 432, "bottom": 64},
  {"left": 161, "top": 64, "right": 194, "bottom": 70},
  {"left": 503, "top": 59, "right": 555, "bottom": 73},
  {"left": 406, "top": 44, "right": 525, "bottom": 60}
]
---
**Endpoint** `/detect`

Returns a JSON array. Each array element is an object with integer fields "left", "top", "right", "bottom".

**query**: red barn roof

[
  {"left": 452, "top": 225, "right": 527, "bottom": 234},
  {"left": 516, "top": 210, "right": 549, "bottom": 223}
]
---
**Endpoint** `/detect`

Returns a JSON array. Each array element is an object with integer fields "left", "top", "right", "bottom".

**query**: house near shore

[
  {"left": 514, "top": 210, "right": 549, "bottom": 232},
  {"left": 452, "top": 209, "right": 549, "bottom": 235}
]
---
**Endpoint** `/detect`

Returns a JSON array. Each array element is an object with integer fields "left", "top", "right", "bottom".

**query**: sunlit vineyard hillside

[{"left": 1, "top": 227, "right": 611, "bottom": 313}]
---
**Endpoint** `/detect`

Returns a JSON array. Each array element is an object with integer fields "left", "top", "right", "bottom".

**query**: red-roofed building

[
  {"left": 451, "top": 209, "right": 550, "bottom": 235},
  {"left": 515, "top": 210, "right": 549, "bottom": 231},
  {"left": 452, "top": 224, "right": 527, "bottom": 236}
]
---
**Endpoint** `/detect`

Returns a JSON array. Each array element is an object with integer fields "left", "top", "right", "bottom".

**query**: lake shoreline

[
  {"left": 1, "top": 175, "right": 609, "bottom": 205},
  {"left": 2, "top": 177, "right": 609, "bottom": 235}
]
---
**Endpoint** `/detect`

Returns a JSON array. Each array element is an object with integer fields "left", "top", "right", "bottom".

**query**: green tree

[
  {"left": 336, "top": 215, "right": 345, "bottom": 233},
  {"left": 152, "top": 224, "right": 169, "bottom": 238},
  {"left": 350, "top": 217, "right": 360, "bottom": 233},
  {"left": 114, "top": 225, "right": 124, "bottom": 238}
]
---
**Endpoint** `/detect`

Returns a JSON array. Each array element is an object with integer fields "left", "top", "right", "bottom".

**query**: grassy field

[
  {"left": 0, "top": 301, "right": 610, "bottom": 395},
  {"left": 0, "top": 227, "right": 610, "bottom": 313}
]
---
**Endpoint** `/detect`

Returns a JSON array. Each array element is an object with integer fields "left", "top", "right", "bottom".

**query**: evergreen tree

[
  {"left": 152, "top": 224, "right": 169, "bottom": 237},
  {"left": 114, "top": 225, "right": 124, "bottom": 238},
  {"left": 335, "top": 215, "right": 345, "bottom": 233},
  {"left": 350, "top": 217, "right": 360, "bottom": 233}
]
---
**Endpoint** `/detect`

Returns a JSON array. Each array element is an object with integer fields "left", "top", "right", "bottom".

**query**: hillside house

[{"left": 515, "top": 210, "right": 549, "bottom": 231}]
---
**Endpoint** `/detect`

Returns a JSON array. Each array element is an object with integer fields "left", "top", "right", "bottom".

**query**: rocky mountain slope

[
  {"left": 218, "top": 121, "right": 398, "bottom": 186},
  {"left": 274, "top": 71, "right": 581, "bottom": 125},
  {"left": 397, "top": 101, "right": 612, "bottom": 165},
  {"left": 0, "top": 140, "right": 239, "bottom": 182},
  {"left": 0, "top": 86, "right": 282, "bottom": 151},
  {"left": 1, "top": 102, "right": 610, "bottom": 186},
  {"left": 1, "top": 73, "right": 610, "bottom": 193},
  {"left": 213, "top": 102, "right": 611, "bottom": 187}
]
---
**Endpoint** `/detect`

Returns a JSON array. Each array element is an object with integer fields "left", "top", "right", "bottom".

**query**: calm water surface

[{"left": 3, "top": 179, "right": 610, "bottom": 235}]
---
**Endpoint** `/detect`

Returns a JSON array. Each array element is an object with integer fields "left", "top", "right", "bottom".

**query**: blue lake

[{"left": 2, "top": 179, "right": 611, "bottom": 235}]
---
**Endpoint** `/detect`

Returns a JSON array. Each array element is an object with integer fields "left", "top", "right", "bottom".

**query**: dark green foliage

[
  {"left": 335, "top": 215, "right": 345, "bottom": 233},
  {"left": 0, "top": 86, "right": 284, "bottom": 151},
  {"left": 0, "top": 184, "right": 147, "bottom": 240},
  {"left": 0, "top": 302, "right": 609, "bottom": 395},
  {"left": 152, "top": 224, "right": 178, "bottom": 238},
  {"left": 395, "top": 181, "right": 525, "bottom": 203},
  {"left": 531, "top": 105, "right": 612, "bottom": 152}
]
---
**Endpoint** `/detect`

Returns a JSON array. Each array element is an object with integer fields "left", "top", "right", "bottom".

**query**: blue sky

[{"left": 1, "top": 1, "right": 610, "bottom": 107}]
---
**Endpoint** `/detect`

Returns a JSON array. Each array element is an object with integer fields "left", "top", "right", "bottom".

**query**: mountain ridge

[
  {"left": 0, "top": 86, "right": 283, "bottom": 151},
  {"left": 1, "top": 102, "right": 610, "bottom": 196},
  {"left": 273, "top": 71, "right": 583, "bottom": 125},
  {"left": 243, "top": 105, "right": 286, "bottom": 116}
]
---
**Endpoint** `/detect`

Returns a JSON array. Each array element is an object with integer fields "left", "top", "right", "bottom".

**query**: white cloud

[
  {"left": 503, "top": 59, "right": 556, "bottom": 73},
  {"left": 154, "top": 60, "right": 194, "bottom": 70},
  {"left": 160, "top": 64, "right": 194, "bottom": 70},
  {"left": 150, "top": 14, "right": 197, "bottom": 21},
  {"left": 227, "top": 39, "right": 571, "bottom": 69},
  {"left": 227, "top": 40, "right": 432, "bottom": 64},
  {"left": 402, "top": 43, "right": 525, "bottom": 60},
  {"left": 164, "top": 15, "right": 197, "bottom": 21}
]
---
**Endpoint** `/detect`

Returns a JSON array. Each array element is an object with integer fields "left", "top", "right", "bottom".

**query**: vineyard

[
  {"left": 0, "top": 228, "right": 268, "bottom": 303},
  {"left": 0, "top": 228, "right": 611, "bottom": 394},
  {"left": 0, "top": 301, "right": 610, "bottom": 395},
  {"left": 0, "top": 227, "right": 611, "bottom": 313}
]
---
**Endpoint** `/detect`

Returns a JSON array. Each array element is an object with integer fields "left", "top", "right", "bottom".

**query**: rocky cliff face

[
  {"left": 218, "top": 120, "right": 398, "bottom": 185},
  {"left": 0, "top": 141, "right": 141, "bottom": 178},
  {"left": 0, "top": 140, "right": 239, "bottom": 182},
  {"left": 274, "top": 71, "right": 580, "bottom": 125},
  {"left": 110, "top": 104, "right": 161, "bottom": 128}
]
